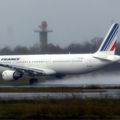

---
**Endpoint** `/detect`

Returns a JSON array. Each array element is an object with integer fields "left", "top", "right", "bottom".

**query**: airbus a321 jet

[{"left": 0, "top": 23, "right": 119, "bottom": 84}]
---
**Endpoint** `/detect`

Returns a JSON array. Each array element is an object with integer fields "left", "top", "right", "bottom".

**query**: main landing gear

[{"left": 29, "top": 78, "right": 38, "bottom": 85}]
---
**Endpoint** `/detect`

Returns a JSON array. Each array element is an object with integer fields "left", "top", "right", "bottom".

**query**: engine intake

[{"left": 2, "top": 70, "right": 23, "bottom": 81}]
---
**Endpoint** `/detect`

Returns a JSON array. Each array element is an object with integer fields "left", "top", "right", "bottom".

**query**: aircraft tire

[{"left": 29, "top": 78, "right": 38, "bottom": 85}]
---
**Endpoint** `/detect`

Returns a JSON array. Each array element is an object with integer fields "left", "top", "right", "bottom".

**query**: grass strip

[
  {"left": 0, "top": 98, "right": 119, "bottom": 119},
  {"left": 0, "top": 86, "right": 118, "bottom": 93}
]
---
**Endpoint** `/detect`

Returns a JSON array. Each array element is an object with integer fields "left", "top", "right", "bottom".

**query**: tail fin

[{"left": 98, "top": 23, "right": 119, "bottom": 54}]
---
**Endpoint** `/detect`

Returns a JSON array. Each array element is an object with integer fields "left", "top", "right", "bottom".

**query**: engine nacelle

[{"left": 2, "top": 70, "right": 23, "bottom": 81}]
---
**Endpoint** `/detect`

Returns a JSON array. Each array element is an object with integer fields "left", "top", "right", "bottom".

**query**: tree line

[{"left": 0, "top": 37, "right": 120, "bottom": 55}]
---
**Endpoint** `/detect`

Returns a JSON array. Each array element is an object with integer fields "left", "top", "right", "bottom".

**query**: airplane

[{"left": 0, "top": 23, "right": 119, "bottom": 84}]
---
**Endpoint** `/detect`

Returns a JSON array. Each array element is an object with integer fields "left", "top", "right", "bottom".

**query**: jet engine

[{"left": 2, "top": 70, "right": 23, "bottom": 81}]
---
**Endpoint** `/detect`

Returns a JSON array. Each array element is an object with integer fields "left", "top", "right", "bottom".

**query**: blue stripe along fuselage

[{"left": 100, "top": 23, "right": 119, "bottom": 51}]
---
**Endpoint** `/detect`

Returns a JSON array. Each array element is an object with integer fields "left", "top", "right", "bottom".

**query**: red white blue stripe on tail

[{"left": 98, "top": 23, "right": 119, "bottom": 54}]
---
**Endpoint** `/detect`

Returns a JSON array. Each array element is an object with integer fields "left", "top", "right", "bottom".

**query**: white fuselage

[{"left": 0, "top": 54, "right": 110, "bottom": 75}]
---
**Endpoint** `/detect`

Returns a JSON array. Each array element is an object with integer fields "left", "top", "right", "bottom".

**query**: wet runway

[
  {"left": 38, "top": 73, "right": 120, "bottom": 87},
  {"left": 0, "top": 73, "right": 120, "bottom": 100},
  {"left": 0, "top": 89, "right": 120, "bottom": 100}
]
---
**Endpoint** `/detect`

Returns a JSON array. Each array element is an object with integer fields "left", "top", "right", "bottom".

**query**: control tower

[{"left": 34, "top": 21, "right": 53, "bottom": 53}]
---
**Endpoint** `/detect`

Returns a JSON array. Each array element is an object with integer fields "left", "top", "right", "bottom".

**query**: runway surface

[
  {"left": 0, "top": 72, "right": 120, "bottom": 87},
  {"left": 0, "top": 73, "right": 120, "bottom": 100},
  {"left": 37, "top": 73, "right": 120, "bottom": 87},
  {"left": 0, "top": 89, "right": 120, "bottom": 100}
]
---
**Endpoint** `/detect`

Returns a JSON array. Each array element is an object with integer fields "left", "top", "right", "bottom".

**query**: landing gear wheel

[
  {"left": 29, "top": 78, "right": 38, "bottom": 85},
  {"left": 56, "top": 74, "right": 65, "bottom": 79}
]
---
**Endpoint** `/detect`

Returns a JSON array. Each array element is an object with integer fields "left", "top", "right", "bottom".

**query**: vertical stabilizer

[{"left": 98, "top": 23, "right": 119, "bottom": 54}]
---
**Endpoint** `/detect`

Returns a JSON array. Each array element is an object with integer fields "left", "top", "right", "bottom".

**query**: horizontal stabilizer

[{"left": 93, "top": 54, "right": 120, "bottom": 62}]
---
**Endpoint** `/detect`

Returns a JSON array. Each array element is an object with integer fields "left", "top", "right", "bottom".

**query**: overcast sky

[{"left": 0, "top": 0, "right": 120, "bottom": 48}]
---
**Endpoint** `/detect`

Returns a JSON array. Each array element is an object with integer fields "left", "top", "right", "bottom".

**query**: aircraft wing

[{"left": 0, "top": 63, "right": 56, "bottom": 77}]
